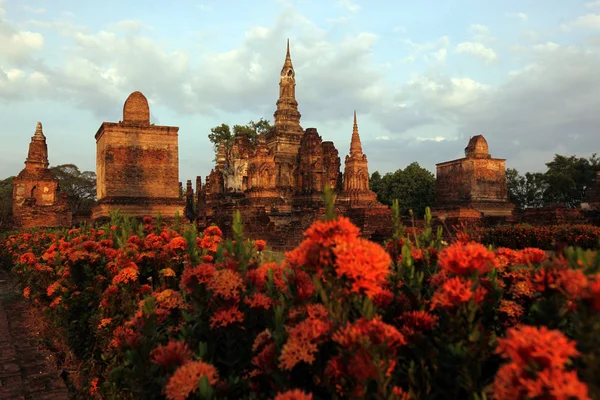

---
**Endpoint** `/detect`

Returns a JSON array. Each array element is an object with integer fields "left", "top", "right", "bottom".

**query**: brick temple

[
  {"left": 12, "top": 122, "right": 71, "bottom": 229},
  {"left": 91, "top": 91, "right": 184, "bottom": 221},
  {"left": 194, "top": 41, "right": 391, "bottom": 248},
  {"left": 11, "top": 41, "right": 534, "bottom": 245},
  {"left": 433, "top": 135, "right": 514, "bottom": 219}
]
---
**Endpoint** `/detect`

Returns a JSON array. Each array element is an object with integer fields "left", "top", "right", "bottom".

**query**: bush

[
  {"left": 1, "top": 208, "right": 599, "bottom": 400},
  {"left": 478, "top": 224, "right": 600, "bottom": 250}
]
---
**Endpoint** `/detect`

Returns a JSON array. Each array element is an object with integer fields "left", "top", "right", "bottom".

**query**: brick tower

[
  {"left": 265, "top": 39, "right": 304, "bottom": 192},
  {"left": 12, "top": 122, "right": 71, "bottom": 228},
  {"left": 92, "top": 91, "right": 184, "bottom": 221},
  {"left": 340, "top": 111, "right": 379, "bottom": 208}
]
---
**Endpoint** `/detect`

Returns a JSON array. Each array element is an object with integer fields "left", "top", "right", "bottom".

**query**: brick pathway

[{"left": 0, "top": 273, "right": 70, "bottom": 400}]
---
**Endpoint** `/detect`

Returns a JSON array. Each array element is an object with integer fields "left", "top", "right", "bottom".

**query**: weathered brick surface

[
  {"left": 201, "top": 44, "right": 388, "bottom": 250},
  {"left": 434, "top": 135, "right": 514, "bottom": 218},
  {"left": 92, "top": 91, "right": 184, "bottom": 220},
  {"left": 12, "top": 122, "right": 72, "bottom": 229},
  {"left": 0, "top": 274, "right": 69, "bottom": 400}
]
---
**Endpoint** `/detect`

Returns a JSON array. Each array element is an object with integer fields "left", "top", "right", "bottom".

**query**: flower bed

[
  {"left": 478, "top": 224, "right": 600, "bottom": 250},
  {"left": 1, "top": 210, "right": 599, "bottom": 400}
]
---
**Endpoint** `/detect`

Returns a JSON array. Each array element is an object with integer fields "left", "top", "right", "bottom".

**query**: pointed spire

[
  {"left": 350, "top": 110, "right": 363, "bottom": 156},
  {"left": 282, "top": 38, "right": 294, "bottom": 71},
  {"left": 33, "top": 121, "right": 45, "bottom": 140}
]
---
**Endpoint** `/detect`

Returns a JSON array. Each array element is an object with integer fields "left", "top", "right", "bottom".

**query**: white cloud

[
  {"left": 561, "top": 14, "right": 600, "bottom": 30},
  {"left": 586, "top": 1, "right": 600, "bottom": 8},
  {"left": 376, "top": 136, "right": 390, "bottom": 140},
  {"left": 507, "top": 12, "right": 528, "bottom": 21},
  {"left": 469, "top": 24, "right": 489, "bottom": 34},
  {"left": 22, "top": 5, "right": 45, "bottom": 14},
  {"left": 338, "top": 0, "right": 360, "bottom": 13},
  {"left": 455, "top": 41, "right": 498, "bottom": 62}
]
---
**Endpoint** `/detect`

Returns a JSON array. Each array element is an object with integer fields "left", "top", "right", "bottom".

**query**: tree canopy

[
  {"left": 0, "top": 176, "right": 14, "bottom": 229},
  {"left": 208, "top": 118, "right": 273, "bottom": 162},
  {"left": 507, "top": 154, "right": 599, "bottom": 210},
  {"left": 370, "top": 162, "right": 436, "bottom": 218},
  {"left": 48, "top": 164, "right": 96, "bottom": 213}
]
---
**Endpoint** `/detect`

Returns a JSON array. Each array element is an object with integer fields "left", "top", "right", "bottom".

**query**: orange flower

[
  {"left": 397, "top": 310, "right": 438, "bottom": 339},
  {"left": 496, "top": 325, "right": 579, "bottom": 370},
  {"left": 112, "top": 266, "right": 139, "bottom": 285},
  {"left": 150, "top": 340, "right": 192, "bottom": 368},
  {"left": 210, "top": 305, "right": 245, "bottom": 329},
  {"left": 89, "top": 377, "right": 99, "bottom": 395},
  {"left": 517, "top": 248, "right": 547, "bottom": 264},
  {"left": 47, "top": 281, "right": 63, "bottom": 297},
  {"left": 180, "top": 263, "right": 216, "bottom": 294},
  {"left": 244, "top": 292, "right": 273, "bottom": 309},
  {"left": 495, "top": 248, "right": 520, "bottom": 268},
  {"left": 23, "top": 287, "right": 30, "bottom": 299},
  {"left": 392, "top": 386, "right": 411, "bottom": 400},
  {"left": 164, "top": 360, "right": 219, "bottom": 400},
  {"left": 160, "top": 268, "right": 176, "bottom": 277},
  {"left": 98, "top": 318, "right": 113, "bottom": 329},
  {"left": 438, "top": 241, "right": 497, "bottom": 276},
  {"left": 332, "top": 237, "right": 392, "bottom": 298},
  {"left": 167, "top": 236, "right": 187, "bottom": 251},
  {"left": 430, "top": 277, "right": 476, "bottom": 310},
  {"left": 274, "top": 389, "right": 313, "bottom": 400},
  {"left": 254, "top": 239, "right": 267, "bottom": 252},
  {"left": 203, "top": 225, "right": 223, "bottom": 237},
  {"left": 207, "top": 269, "right": 245, "bottom": 300},
  {"left": 279, "top": 316, "right": 331, "bottom": 370},
  {"left": 247, "top": 262, "right": 287, "bottom": 291}
]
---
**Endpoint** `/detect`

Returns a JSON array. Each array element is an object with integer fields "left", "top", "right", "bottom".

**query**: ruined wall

[{"left": 96, "top": 125, "right": 180, "bottom": 200}]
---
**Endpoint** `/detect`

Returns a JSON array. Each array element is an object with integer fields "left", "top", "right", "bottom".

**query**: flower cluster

[{"left": 2, "top": 210, "right": 599, "bottom": 400}]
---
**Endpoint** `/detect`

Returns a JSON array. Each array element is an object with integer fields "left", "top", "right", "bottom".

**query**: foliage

[
  {"left": 370, "top": 162, "right": 436, "bottom": 218},
  {"left": 477, "top": 224, "right": 600, "bottom": 251},
  {"left": 208, "top": 119, "right": 273, "bottom": 162},
  {"left": 0, "top": 176, "right": 14, "bottom": 229},
  {"left": 48, "top": 164, "right": 97, "bottom": 213},
  {"left": 2, "top": 204, "right": 599, "bottom": 399},
  {"left": 506, "top": 168, "right": 547, "bottom": 210},
  {"left": 544, "top": 154, "right": 599, "bottom": 208},
  {"left": 507, "top": 154, "right": 599, "bottom": 210}
]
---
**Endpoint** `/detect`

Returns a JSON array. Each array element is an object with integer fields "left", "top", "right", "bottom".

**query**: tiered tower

[
  {"left": 12, "top": 122, "right": 71, "bottom": 228},
  {"left": 340, "top": 111, "right": 379, "bottom": 207},
  {"left": 266, "top": 39, "right": 304, "bottom": 190}
]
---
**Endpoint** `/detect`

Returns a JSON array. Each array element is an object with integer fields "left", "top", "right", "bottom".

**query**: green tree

[
  {"left": 208, "top": 119, "right": 273, "bottom": 162},
  {"left": 370, "top": 162, "right": 436, "bottom": 218},
  {"left": 49, "top": 164, "right": 96, "bottom": 213},
  {"left": 506, "top": 168, "right": 547, "bottom": 210},
  {"left": 543, "top": 154, "right": 599, "bottom": 208},
  {"left": 0, "top": 177, "right": 14, "bottom": 229}
]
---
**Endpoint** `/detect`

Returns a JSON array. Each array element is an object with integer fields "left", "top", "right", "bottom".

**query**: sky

[{"left": 1, "top": 0, "right": 600, "bottom": 184}]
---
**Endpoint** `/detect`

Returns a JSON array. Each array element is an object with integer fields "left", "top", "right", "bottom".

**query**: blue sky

[{"left": 1, "top": 0, "right": 600, "bottom": 184}]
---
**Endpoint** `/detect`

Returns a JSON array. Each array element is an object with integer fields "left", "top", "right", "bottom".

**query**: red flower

[
  {"left": 150, "top": 340, "right": 192, "bottom": 368},
  {"left": 164, "top": 361, "right": 219, "bottom": 400},
  {"left": 254, "top": 239, "right": 267, "bottom": 252},
  {"left": 438, "top": 241, "right": 497, "bottom": 276},
  {"left": 274, "top": 389, "right": 313, "bottom": 400}
]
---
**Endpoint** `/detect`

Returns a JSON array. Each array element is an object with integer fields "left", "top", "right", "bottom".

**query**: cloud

[
  {"left": 561, "top": 14, "right": 600, "bottom": 30},
  {"left": 338, "top": 0, "right": 360, "bottom": 13},
  {"left": 586, "top": 0, "right": 600, "bottom": 8},
  {"left": 22, "top": 5, "right": 45, "bottom": 14},
  {"left": 375, "top": 43, "right": 600, "bottom": 172},
  {"left": 469, "top": 24, "right": 489, "bottom": 34},
  {"left": 455, "top": 41, "right": 498, "bottom": 62},
  {"left": 507, "top": 12, "right": 528, "bottom": 21}
]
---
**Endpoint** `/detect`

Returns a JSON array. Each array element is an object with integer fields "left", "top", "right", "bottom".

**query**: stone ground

[{"left": 0, "top": 272, "right": 70, "bottom": 400}]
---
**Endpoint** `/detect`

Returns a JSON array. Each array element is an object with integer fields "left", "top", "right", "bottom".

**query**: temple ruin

[
  {"left": 12, "top": 122, "right": 72, "bottom": 229},
  {"left": 91, "top": 91, "right": 185, "bottom": 221},
  {"left": 197, "top": 41, "right": 391, "bottom": 248},
  {"left": 433, "top": 135, "right": 514, "bottom": 219}
]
